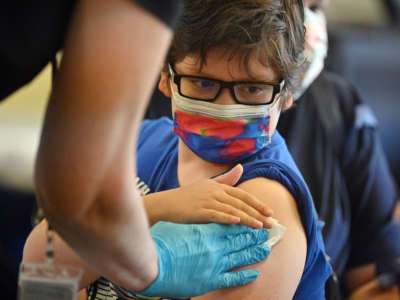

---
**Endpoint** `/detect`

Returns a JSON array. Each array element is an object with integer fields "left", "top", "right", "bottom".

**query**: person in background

[
  {"left": 278, "top": 0, "right": 400, "bottom": 298},
  {"left": 2, "top": 0, "right": 274, "bottom": 297}
]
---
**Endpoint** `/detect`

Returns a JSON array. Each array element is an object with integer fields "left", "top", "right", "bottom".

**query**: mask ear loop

[
  {"left": 169, "top": 77, "right": 178, "bottom": 121},
  {"left": 265, "top": 88, "right": 285, "bottom": 146},
  {"left": 266, "top": 106, "right": 272, "bottom": 146}
]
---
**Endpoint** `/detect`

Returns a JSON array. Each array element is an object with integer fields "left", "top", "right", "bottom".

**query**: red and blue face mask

[{"left": 171, "top": 87, "right": 279, "bottom": 164}]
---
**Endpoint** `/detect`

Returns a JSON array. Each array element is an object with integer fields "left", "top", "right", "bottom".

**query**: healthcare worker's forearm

[{"left": 35, "top": 0, "right": 172, "bottom": 291}]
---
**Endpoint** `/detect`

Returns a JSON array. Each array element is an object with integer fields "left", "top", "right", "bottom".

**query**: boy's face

[{"left": 159, "top": 47, "right": 293, "bottom": 136}]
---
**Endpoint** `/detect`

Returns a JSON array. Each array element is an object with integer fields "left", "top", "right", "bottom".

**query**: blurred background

[
  {"left": 0, "top": 0, "right": 399, "bottom": 299},
  {"left": 325, "top": 0, "right": 400, "bottom": 183}
]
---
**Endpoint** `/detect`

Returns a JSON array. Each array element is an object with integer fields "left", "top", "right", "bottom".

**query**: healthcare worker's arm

[
  {"left": 194, "top": 177, "right": 307, "bottom": 300},
  {"left": 35, "top": 0, "right": 171, "bottom": 291}
]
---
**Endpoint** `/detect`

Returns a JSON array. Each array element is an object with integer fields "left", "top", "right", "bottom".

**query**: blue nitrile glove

[{"left": 139, "top": 221, "right": 270, "bottom": 298}]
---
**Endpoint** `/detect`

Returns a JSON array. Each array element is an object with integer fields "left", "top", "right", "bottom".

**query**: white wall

[{"left": 325, "top": 0, "right": 389, "bottom": 27}]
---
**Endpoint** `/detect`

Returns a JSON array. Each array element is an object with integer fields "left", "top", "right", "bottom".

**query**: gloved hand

[{"left": 139, "top": 221, "right": 270, "bottom": 298}]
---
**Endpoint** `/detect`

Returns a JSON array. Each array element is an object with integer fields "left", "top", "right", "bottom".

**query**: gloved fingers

[
  {"left": 204, "top": 202, "right": 264, "bottom": 228},
  {"left": 226, "top": 228, "right": 269, "bottom": 252},
  {"left": 209, "top": 223, "right": 252, "bottom": 236},
  {"left": 221, "top": 244, "right": 270, "bottom": 272},
  {"left": 215, "top": 223, "right": 268, "bottom": 239},
  {"left": 214, "top": 269, "right": 260, "bottom": 290}
]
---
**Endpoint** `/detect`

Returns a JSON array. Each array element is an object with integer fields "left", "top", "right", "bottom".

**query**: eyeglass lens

[{"left": 180, "top": 77, "right": 274, "bottom": 104}]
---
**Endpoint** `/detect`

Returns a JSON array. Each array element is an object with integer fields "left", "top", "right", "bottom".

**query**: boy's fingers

[
  {"left": 216, "top": 193, "right": 271, "bottom": 227},
  {"left": 198, "top": 209, "right": 240, "bottom": 225},
  {"left": 206, "top": 203, "right": 263, "bottom": 229},
  {"left": 225, "top": 186, "right": 273, "bottom": 216}
]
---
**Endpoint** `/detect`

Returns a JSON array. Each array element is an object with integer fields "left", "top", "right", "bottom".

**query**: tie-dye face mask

[{"left": 171, "top": 86, "right": 280, "bottom": 164}]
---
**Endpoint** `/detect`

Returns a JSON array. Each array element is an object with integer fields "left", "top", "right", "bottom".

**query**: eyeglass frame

[{"left": 168, "top": 64, "right": 285, "bottom": 106}]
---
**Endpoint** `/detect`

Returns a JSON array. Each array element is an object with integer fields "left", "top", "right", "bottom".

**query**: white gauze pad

[{"left": 264, "top": 218, "right": 287, "bottom": 248}]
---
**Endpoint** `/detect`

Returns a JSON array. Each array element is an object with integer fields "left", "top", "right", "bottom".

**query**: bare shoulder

[
  {"left": 239, "top": 177, "right": 304, "bottom": 230},
  {"left": 194, "top": 177, "right": 307, "bottom": 300}
]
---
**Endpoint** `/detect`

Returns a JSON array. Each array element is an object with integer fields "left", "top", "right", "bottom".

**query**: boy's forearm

[{"left": 143, "top": 191, "right": 174, "bottom": 226}]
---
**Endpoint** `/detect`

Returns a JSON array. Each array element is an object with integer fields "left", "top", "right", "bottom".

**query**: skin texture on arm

[
  {"left": 35, "top": 0, "right": 172, "bottom": 290},
  {"left": 194, "top": 177, "right": 307, "bottom": 300}
]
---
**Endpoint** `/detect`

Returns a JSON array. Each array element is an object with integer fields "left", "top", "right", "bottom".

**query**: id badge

[{"left": 18, "top": 262, "right": 83, "bottom": 300}]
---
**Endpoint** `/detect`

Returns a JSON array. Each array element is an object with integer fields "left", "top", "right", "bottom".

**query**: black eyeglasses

[{"left": 168, "top": 64, "right": 285, "bottom": 106}]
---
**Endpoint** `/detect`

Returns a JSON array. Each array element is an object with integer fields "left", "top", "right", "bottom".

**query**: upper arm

[
  {"left": 194, "top": 177, "right": 307, "bottom": 300},
  {"left": 22, "top": 220, "right": 100, "bottom": 289}
]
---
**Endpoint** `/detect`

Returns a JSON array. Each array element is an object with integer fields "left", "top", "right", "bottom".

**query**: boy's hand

[{"left": 145, "top": 164, "right": 274, "bottom": 228}]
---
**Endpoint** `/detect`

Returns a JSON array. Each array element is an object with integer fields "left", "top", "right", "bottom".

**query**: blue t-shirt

[{"left": 137, "top": 117, "right": 332, "bottom": 299}]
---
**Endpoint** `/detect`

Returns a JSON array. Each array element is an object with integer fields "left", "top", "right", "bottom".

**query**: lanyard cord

[
  {"left": 44, "top": 56, "right": 58, "bottom": 266},
  {"left": 45, "top": 222, "right": 55, "bottom": 265}
]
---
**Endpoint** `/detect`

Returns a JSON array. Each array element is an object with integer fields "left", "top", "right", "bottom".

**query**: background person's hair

[{"left": 166, "top": 0, "right": 306, "bottom": 101}]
